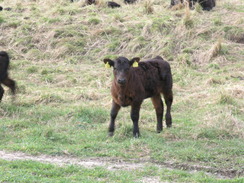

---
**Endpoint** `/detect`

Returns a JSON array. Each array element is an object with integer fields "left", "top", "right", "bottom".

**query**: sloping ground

[{"left": 0, "top": 0, "right": 243, "bottom": 182}]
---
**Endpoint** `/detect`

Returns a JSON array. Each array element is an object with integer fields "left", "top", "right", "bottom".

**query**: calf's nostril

[{"left": 118, "top": 79, "right": 126, "bottom": 84}]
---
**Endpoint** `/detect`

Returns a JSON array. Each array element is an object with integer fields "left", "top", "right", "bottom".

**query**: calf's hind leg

[
  {"left": 131, "top": 102, "right": 142, "bottom": 138},
  {"left": 151, "top": 94, "right": 164, "bottom": 133},
  {"left": 0, "top": 85, "right": 4, "bottom": 102},
  {"left": 2, "top": 77, "right": 16, "bottom": 101},
  {"left": 163, "top": 90, "right": 173, "bottom": 128},
  {"left": 2, "top": 77, "right": 16, "bottom": 95}
]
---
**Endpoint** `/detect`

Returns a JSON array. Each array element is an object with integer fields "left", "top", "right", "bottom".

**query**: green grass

[
  {"left": 1, "top": 160, "right": 243, "bottom": 183},
  {"left": 0, "top": 0, "right": 243, "bottom": 181}
]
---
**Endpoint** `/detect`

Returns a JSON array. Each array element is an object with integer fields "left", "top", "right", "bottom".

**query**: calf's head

[{"left": 104, "top": 57, "right": 140, "bottom": 86}]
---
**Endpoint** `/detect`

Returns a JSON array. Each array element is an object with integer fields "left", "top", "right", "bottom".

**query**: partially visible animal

[
  {"left": 86, "top": 0, "right": 96, "bottom": 5},
  {"left": 104, "top": 56, "right": 173, "bottom": 137},
  {"left": 4, "top": 7, "right": 12, "bottom": 11},
  {"left": 0, "top": 6, "right": 12, "bottom": 11},
  {"left": 124, "top": 0, "right": 137, "bottom": 4},
  {"left": 170, "top": 0, "right": 215, "bottom": 11},
  {"left": 199, "top": 0, "right": 215, "bottom": 11},
  {"left": 0, "top": 51, "right": 16, "bottom": 102},
  {"left": 84, "top": 0, "right": 121, "bottom": 8},
  {"left": 107, "top": 1, "right": 121, "bottom": 8}
]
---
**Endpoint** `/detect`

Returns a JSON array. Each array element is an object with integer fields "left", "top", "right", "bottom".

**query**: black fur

[
  {"left": 0, "top": 51, "right": 16, "bottom": 102},
  {"left": 107, "top": 1, "right": 121, "bottom": 8},
  {"left": 170, "top": 0, "right": 216, "bottom": 11},
  {"left": 124, "top": 0, "right": 137, "bottom": 4}
]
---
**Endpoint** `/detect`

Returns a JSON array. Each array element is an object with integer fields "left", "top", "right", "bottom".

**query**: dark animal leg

[
  {"left": 131, "top": 102, "right": 141, "bottom": 138},
  {"left": 202, "top": 6, "right": 212, "bottom": 11},
  {"left": 151, "top": 94, "right": 164, "bottom": 133},
  {"left": 0, "top": 85, "right": 4, "bottom": 102},
  {"left": 2, "top": 77, "right": 16, "bottom": 101},
  {"left": 163, "top": 90, "right": 173, "bottom": 128},
  {"left": 200, "top": 0, "right": 214, "bottom": 11},
  {"left": 108, "top": 100, "right": 121, "bottom": 136}
]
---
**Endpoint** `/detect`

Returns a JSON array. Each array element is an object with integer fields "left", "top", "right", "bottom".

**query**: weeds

[
  {"left": 144, "top": 0, "right": 154, "bottom": 14},
  {"left": 183, "top": 2, "right": 194, "bottom": 29},
  {"left": 208, "top": 39, "right": 222, "bottom": 60}
]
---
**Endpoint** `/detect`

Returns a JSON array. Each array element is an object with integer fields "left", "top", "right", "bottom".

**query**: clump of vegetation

[
  {"left": 219, "top": 93, "right": 236, "bottom": 105},
  {"left": 144, "top": 0, "right": 154, "bottom": 14},
  {"left": 208, "top": 39, "right": 222, "bottom": 60},
  {"left": 183, "top": 3, "right": 194, "bottom": 28},
  {"left": 194, "top": 2, "right": 203, "bottom": 13},
  {"left": 88, "top": 17, "right": 100, "bottom": 25},
  {"left": 0, "top": 16, "right": 4, "bottom": 24}
]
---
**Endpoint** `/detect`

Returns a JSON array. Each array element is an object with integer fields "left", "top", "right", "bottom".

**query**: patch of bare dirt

[
  {"left": 152, "top": 161, "right": 243, "bottom": 179},
  {"left": 0, "top": 150, "right": 144, "bottom": 170},
  {"left": 0, "top": 150, "right": 242, "bottom": 179}
]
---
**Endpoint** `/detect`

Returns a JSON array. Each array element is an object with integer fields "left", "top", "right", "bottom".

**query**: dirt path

[{"left": 0, "top": 150, "right": 241, "bottom": 180}]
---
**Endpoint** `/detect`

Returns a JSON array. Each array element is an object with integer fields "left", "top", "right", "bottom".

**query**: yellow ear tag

[
  {"left": 132, "top": 61, "right": 138, "bottom": 68},
  {"left": 105, "top": 62, "right": 111, "bottom": 69}
]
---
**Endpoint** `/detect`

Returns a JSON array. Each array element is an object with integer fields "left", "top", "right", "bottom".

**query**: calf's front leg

[
  {"left": 108, "top": 100, "right": 121, "bottom": 136},
  {"left": 130, "top": 102, "right": 142, "bottom": 138}
]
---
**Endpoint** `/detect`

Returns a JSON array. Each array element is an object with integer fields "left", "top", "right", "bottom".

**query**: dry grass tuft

[
  {"left": 143, "top": 0, "right": 154, "bottom": 14},
  {"left": 170, "top": 0, "right": 185, "bottom": 11},
  {"left": 183, "top": 1, "right": 193, "bottom": 28},
  {"left": 141, "top": 22, "right": 152, "bottom": 38},
  {"left": 198, "top": 108, "right": 244, "bottom": 139},
  {"left": 171, "top": 3, "right": 185, "bottom": 11},
  {"left": 96, "top": 0, "right": 107, "bottom": 7},
  {"left": 194, "top": 2, "right": 202, "bottom": 13},
  {"left": 194, "top": 39, "right": 223, "bottom": 64},
  {"left": 208, "top": 39, "right": 222, "bottom": 61}
]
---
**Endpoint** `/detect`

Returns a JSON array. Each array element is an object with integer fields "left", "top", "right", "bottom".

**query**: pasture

[{"left": 0, "top": 0, "right": 243, "bottom": 182}]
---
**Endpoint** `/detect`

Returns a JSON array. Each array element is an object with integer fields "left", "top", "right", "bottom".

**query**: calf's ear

[
  {"left": 130, "top": 57, "right": 140, "bottom": 67},
  {"left": 103, "top": 58, "right": 114, "bottom": 68}
]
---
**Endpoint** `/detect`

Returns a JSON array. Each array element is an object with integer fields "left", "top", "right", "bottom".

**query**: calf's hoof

[
  {"left": 108, "top": 132, "right": 114, "bottom": 137},
  {"left": 166, "top": 124, "right": 172, "bottom": 128},
  {"left": 156, "top": 129, "right": 162, "bottom": 133},
  {"left": 133, "top": 132, "right": 140, "bottom": 138},
  {"left": 157, "top": 126, "right": 163, "bottom": 133}
]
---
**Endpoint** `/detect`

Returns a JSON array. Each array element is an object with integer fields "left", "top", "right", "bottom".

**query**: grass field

[{"left": 0, "top": 0, "right": 244, "bottom": 182}]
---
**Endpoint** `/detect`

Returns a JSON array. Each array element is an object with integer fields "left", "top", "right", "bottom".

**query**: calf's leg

[
  {"left": 108, "top": 100, "right": 121, "bottom": 136},
  {"left": 151, "top": 94, "right": 164, "bottom": 133},
  {"left": 163, "top": 90, "right": 173, "bottom": 128},
  {"left": 0, "top": 85, "right": 4, "bottom": 102},
  {"left": 131, "top": 102, "right": 142, "bottom": 138},
  {"left": 2, "top": 77, "right": 16, "bottom": 102},
  {"left": 2, "top": 77, "right": 16, "bottom": 96}
]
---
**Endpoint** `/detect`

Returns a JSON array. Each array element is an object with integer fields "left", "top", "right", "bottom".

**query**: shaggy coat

[
  {"left": 104, "top": 56, "right": 173, "bottom": 137},
  {"left": 107, "top": 1, "right": 121, "bottom": 8}
]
